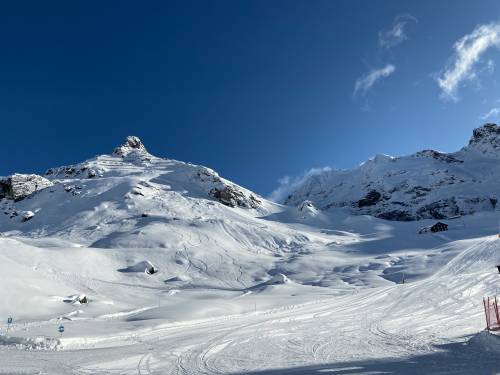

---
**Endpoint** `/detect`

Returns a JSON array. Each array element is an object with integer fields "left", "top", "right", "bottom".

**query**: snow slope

[{"left": 1, "top": 135, "right": 500, "bottom": 374}]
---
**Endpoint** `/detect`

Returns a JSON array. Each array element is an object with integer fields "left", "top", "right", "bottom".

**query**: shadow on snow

[{"left": 228, "top": 333, "right": 500, "bottom": 375}]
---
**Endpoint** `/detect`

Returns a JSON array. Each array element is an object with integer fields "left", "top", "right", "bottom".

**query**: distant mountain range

[
  {"left": 1, "top": 124, "right": 500, "bottom": 226},
  {"left": 283, "top": 123, "right": 500, "bottom": 221}
]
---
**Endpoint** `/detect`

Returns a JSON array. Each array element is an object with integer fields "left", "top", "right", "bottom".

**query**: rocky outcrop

[
  {"left": 415, "top": 198, "right": 459, "bottom": 220},
  {"left": 376, "top": 210, "right": 414, "bottom": 221},
  {"left": 0, "top": 174, "right": 53, "bottom": 201},
  {"left": 194, "top": 166, "right": 262, "bottom": 209},
  {"left": 467, "top": 123, "right": 500, "bottom": 157},
  {"left": 358, "top": 191, "right": 382, "bottom": 208},
  {"left": 412, "top": 150, "right": 463, "bottom": 163},
  {"left": 195, "top": 166, "right": 222, "bottom": 184},
  {"left": 46, "top": 164, "right": 99, "bottom": 179},
  {"left": 210, "top": 186, "right": 261, "bottom": 209},
  {"left": 113, "top": 136, "right": 147, "bottom": 157}
]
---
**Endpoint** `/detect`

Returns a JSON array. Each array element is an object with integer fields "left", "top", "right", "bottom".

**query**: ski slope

[
  {"left": 2, "top": 217, "right": 500, "bottom": 374},
  {"left": 2, "top": 136, "right": 500, "bottom": 374}
]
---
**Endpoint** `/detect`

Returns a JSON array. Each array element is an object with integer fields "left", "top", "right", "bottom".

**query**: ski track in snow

[{"left": 3, "top": 227, "right": 500, "bottom": 374}]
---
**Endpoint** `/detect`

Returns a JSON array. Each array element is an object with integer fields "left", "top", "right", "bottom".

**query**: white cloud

[
  {"left": 437, "top": 23, "right": 500, "bottom": 101},
  {"left": 352, "top": 14, "right": 415, "bottom": 104},
  {"left": 379, "top": 14, "right": 418, "bottom": 49},
  {"left": 267, "top": 167, "right": 331, "bottom": 203},
  {"left": 480, "top": 107, "right": 500, "bottom": 120},
  {"left": 353, "top": 64, "right": 396, "bottom": 97}
]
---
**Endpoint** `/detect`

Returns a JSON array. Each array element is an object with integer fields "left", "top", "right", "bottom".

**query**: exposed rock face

[
  {"left": 112, "top": 136, "right": 147, "bottom": 157},
  {"left": 210, "top": 186, "right": 261, "bottom": 209},
  {"left": 0, "top": 174, "right": 53, "bottom": 201},
  {"left": 412, "top": 150, "right": 463, "bottom": 163},
  {"left": 467, "top": 123, "right": 500, "bottom": 157},
  {"left": 195, "top": 166, "right": 223, "bottom": 184},
  {"left": 358, "top": 191, "right": 382, "bottom": 208},
  {"left": 46, "top": 164, "right": 99, "bottom": 179},
  {"left": 284, "top": 123, "right": 500, "bottom": 221},
  {"left": 195, "top": 166, "right": 262, "bottom": 209},
  {"left": 376, "top": 210, "right": 414, "bottom": 221}
]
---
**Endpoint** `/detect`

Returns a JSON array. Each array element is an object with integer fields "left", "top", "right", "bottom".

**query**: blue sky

[{"left": 2, "top": 1, "right": 500, "bottom": 197}]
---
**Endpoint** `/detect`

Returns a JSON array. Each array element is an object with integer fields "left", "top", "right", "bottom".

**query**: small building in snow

[
  {"left": 418, "top": 221, "right": 448, "bottom": 234},
  {"left": 430, "top": 222, "right": 448, "bottom": 233}
]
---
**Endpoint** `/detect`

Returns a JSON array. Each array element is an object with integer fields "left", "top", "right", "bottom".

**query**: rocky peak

[
  {"left": 467, "top": 123, "right": 500, "bottom": 157},
  {"left": 112, "top": 136, "right": 147, "bottom": 157}
]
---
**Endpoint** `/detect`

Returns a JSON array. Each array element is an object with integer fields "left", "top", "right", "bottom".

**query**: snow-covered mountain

[
  {"left": 0, "top": 136, "right": 267, "bottom": 243},
  {"left": 0, "top": 136, "right": 348, "bottom": 297},
  {"left": 3, "top": 131, "right": 500, "bottom": 373},
  {"left": 284, "top": 123, "right": 500, "bottom": 221}
]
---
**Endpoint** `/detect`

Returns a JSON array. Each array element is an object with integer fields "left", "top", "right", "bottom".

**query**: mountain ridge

[
  {"left": 283, "top": 123, "right": 500, "bottom": 221},
  {"left": 2, "top": 124, "right": 500, "bottom": 225}
]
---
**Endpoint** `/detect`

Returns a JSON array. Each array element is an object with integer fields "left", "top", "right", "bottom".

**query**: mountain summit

[
  {"left": 112, "top": 136, "right": 148, "bottom": 157},
  {"left": 466, "top": 123, "right": 500, "bottom": 157}
]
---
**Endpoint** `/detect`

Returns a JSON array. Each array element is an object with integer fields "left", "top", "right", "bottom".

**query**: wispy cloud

[
  {"left": 268, "top": 167, "right": 331, "bottom": 203},
  {"left": 353, "top": 14, "right": 416, "bottom": 103},
  {"left": 437, "top": 23, "right": 500, "bottom": 101},
  {"left": 480, "top": 107, "right": 500, "bottom": 120},
  {"left": 353, "top": 64, "right": 396, "bottom": 97},
  {"left": 379, "top": 14, "right": 418, "bottom": 49}
]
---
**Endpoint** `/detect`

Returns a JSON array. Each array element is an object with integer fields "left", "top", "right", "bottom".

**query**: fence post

[{"left": 484, "top": 297, "right": 490, "bottom": 330}]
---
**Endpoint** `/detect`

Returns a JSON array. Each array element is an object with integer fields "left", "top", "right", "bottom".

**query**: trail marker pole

[
  {"left": 6, "top": 317, "right": 12, "bottom": 334},
  {"left": 58, "top": 324, "right": 65, "bottom": 338}
]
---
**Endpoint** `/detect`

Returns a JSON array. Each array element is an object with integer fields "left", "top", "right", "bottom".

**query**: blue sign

[
  {"left": 58, "top": 325, "right": 65, "bottom": 333},
  {"left": 7, "top": 317, "right": 12, "bottom": 324}
]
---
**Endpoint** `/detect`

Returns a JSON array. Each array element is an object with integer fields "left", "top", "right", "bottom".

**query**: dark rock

[
  {"left": 376, "top": 210, "right": 414, "bottom": 221},
  {"left": 79, "top": 295, "right": 88, "bottom": 304},
  {"left": 491, "top": 197, "right": 498, "bottom": 209},
  {"left": 413, "top": 150, "right": 463, "bottom": 163},
  {"left": 469, "top": 123, "right": 500, "bottom": 145},
  {"left": 416, "top": 198, "right": 459, "bottom": 220},
  {"left": 468, "top": 123, "right": 500, "bottom": 156},
  {"left": 210, "top": 186, "right": 261, "bottom": 209},
  {"left": 358, "top": 190, "right": 382, "bottom": 208},
  {"left": 46, "top": 165, "right": 99, "bottom": 179}
]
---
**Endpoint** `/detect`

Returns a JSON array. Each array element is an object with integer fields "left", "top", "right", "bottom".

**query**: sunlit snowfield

[{"left": 2, "top": 143, "right": 500, "bottom": 374}]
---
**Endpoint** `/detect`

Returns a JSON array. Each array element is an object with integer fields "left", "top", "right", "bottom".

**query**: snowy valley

[{"left": 2, "top": 125, "right": 500, "bottom": 374}]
